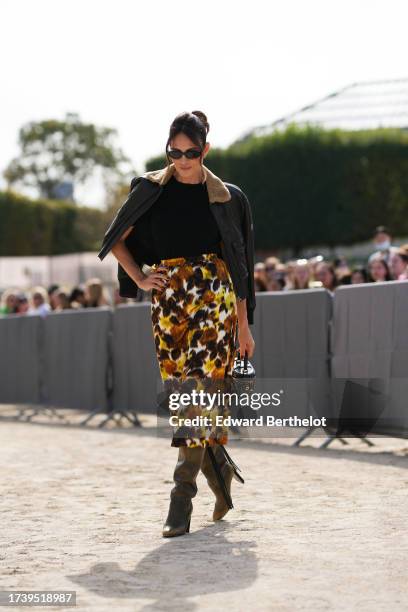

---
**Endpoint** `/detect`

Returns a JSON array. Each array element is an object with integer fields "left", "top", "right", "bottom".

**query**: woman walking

[{"left": 98, "top": 111, "right": 256, "bottom": 537}]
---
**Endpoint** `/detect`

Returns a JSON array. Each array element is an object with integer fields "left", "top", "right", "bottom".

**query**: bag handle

[{"left": 237, "top": 349, "right": 249, "bottom": 370}]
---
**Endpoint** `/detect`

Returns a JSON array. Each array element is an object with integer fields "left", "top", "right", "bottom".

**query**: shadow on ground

[{"left": 67, "top": 521, "right": 257, "bottom": 610}]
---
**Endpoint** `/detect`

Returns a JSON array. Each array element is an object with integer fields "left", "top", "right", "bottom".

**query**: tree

[{"left": 4, "top": 112, "right": 133, "bottom": 202}]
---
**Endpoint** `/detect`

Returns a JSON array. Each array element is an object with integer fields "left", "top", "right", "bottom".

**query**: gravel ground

[{"left": 0, "top": 407, "right": 407, "bottom": 612}]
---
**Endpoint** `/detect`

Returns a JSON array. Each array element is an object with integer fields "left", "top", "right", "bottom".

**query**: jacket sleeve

[
  {"left": 240, "top": 189, "right": 256, "bottom": 325},
  {"left": 129, "top": 176, "right": 140, "bottom": 194},
  {"left": 97, "top": 176, "right": 142, "bottom": 261}
]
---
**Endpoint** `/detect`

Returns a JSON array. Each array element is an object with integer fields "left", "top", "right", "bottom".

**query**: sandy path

[{"left": 0, "top": 410, "right": 407, "bottom": 611}]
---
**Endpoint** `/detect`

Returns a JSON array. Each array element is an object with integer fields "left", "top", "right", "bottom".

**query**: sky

[{"left": 2, "top": 0, "right": 408, "bottom": 208}]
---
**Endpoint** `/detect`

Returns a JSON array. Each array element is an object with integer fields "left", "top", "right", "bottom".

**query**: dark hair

[
  {"left": 368, "top": 257, "right": 392, "bottom": 281},
  {"left": 315, "top": 262, "right": 338, "bottom": 290},
  {"left": 351, "top": 266, "right": 369, "bottom": 283},
  {"left": 47, "top": 284, "right": 59, "bottom": 295},
  {"left": 69, "top": 286, "right": 85, "bottom": 302},
  {"left": 165, "top": 111, "right": 210, "bottom": 167},
  {"left": 338, "top": 273, "right": 352, "bottom": 286}
]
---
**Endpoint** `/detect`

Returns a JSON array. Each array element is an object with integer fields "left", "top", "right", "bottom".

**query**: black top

[{"left": 126, "top": 174, "right": 222, "bottom": 264}]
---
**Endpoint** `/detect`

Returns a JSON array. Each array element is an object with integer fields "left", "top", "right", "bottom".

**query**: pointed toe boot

[
  {"left": 162, "top": 497, "right": 193, "bottom": 537},
  {"left": 213, "top": 464, "right": 235, "bottom": 521},
  {"left": 201, "top": 444, "right": 244, "bottom": 521},
  {"left": 162, "top": 445, "right": 205, "bottom": 537}
]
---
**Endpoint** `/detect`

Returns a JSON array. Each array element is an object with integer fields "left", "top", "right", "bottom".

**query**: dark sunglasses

[{"left": 167, "top": 147, "right": 202, "bottom": 160}]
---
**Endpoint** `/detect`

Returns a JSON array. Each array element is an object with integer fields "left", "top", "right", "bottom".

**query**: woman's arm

[
  {"left": 234, "top": 188, "right": 256, "bottom": 358},
  {"left": 236, "top": 298, "right": 255, "bottom": 358},
  {"left": 111, "top": 226, "right": 168, "bottom": 291},
  {"left": 111, "top": 226, "right": 145, "bottom": 285}
]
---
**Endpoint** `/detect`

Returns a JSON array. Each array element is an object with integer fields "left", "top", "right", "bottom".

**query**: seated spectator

[
  {"left": 69, "top": 286, "right": 86, "bottom": 309},
  {"left": 264, "top": 256, "right": 282, "bottom": 291},
  {"left": 28, "top": 287, "right": 51, "bottom": 317},
  {"left": 390, "top": 249, "right": 408, "bottom": 280},
  {"left": 273, "top": 264, "right": 287, "bottom": 291},
  {"left": 314, "top": 262, "right": 338, "bottom": 294},
  {"left": 15, "top": 293, "right": 29, "bottom": 314},
  {"left": 334, "top": 257, "right": 351, "bottom": 280},
  {"left": 84, "top": 277, "right": 110, "bottom": 308},
  {"left": 283, "top": 260, "right": 294, "bottom": 290},
  {"left": 286, "top": 259, "right": 313, "bottom": 290},
  {"left": 0, "top": 288, "right": 19, "bottom": 315},
  {"left": 254, "top": 262, "right": 267, "bottom": 292},
  {"left": 54, "top": 288, "right": 71, "bottom": 310},
  {"left": 47, "top": 284, "right": 60, "bottom": 311},
  {"left": 351, "top": 267, "right": 369, "bottom": 284},
  {"left": 368, "top": 256, "right": 391, "bottom": 282},
  {"left": 308, "top": 255, "right": 324, "bottom": 279},
  {"left": 368, "top": 225, "right": 398, "bottom": 266},
  {"left": 262, "top": 258, "right": 286, "bottom": 291}
]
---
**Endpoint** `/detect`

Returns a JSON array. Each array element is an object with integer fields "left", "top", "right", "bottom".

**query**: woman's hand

[
  {"left": 137, "top": 266, "right": 169, "bottom": 292},
  {"left": 237, "top": 323, "right": 255, "bottom": 359},
  {"left": 235, "top": 298, "right": 255, "bottom": 358}
]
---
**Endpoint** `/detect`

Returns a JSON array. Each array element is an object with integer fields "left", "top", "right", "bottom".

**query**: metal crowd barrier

[
  {"left": 330, "top": 280, "right": 408, "bottom": 439},
  {"left": 0, "top": 283, "right": 407, "bottom": 443}
]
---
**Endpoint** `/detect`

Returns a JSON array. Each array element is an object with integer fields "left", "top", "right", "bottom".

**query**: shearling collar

[{"left": 142, "top": 162, "right": 231, "bottom": 203}]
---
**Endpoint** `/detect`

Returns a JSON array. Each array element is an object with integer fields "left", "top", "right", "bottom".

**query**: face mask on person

[{"left": 375, "top": 240, "right": 391, "bottom": 250}]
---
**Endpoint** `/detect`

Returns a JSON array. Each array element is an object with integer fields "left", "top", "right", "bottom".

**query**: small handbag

[{"left": 232, "top": 350, "right": 256, "bottom": 391}]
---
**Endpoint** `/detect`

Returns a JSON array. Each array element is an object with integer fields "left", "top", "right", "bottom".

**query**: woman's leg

[
  {"left": 162, "top": 445, "right": 205, "bottom": 537},
  {"left": 200, "top": 444, "right": 236, "bottom": 521},
  {"left": 151, "top": 259, "right": 208, "bottom": 536},
  {"left": 151, "top": 254, "right": 239, "bottom": 534}
]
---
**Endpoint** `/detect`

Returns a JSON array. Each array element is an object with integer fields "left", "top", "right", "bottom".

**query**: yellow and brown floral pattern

[{"left": 151, "top": 252, "right": 238, "bottom": 448}]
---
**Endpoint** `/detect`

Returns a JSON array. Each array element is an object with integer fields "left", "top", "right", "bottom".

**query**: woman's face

[
  {"left": 6, "top": 294, "right": 17, "bottom": 310},
  {"left": 17, "top": 299, "right": 29, "bottom": 314},
  {"left": 294, "top": 264, "right": 310, "bottom": 285},
  {"left": 370, "top": 259, "right": 387, "bottom": 281},
  {"left": 390, "top": 253, "right": 406, "bottom": 278},
  {"left": 315, "top": 265, "right": 334, "bottom": 289},
  {"left": 254, "top": 264, "right": 266, "bottom": 283},
  {"left": 351, "top": 271, "right": 365, "bottom": 284},
  {"left": 169, "top": 133, "right": 210, "bottom": 181},
  {"left": 49, "top": 289, "right": 59, "bottom": 309},
  {"left": 32, "top": 292, "right": 44, "bottom": 307},
  {"left": 56, "top": 292, "right": 69, "bottom": 309}
]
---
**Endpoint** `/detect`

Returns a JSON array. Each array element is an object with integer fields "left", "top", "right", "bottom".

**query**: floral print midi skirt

[{"left": 151, "top": 252, "right": 238, "bottom": 448}]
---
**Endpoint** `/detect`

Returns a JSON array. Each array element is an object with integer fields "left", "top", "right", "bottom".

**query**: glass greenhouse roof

[{"left": 247, "top": 78, "right": 408, "bottom": 137}]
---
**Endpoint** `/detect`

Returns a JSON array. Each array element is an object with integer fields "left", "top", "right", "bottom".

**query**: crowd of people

[
  {"left": 1, "top": 226, "right": 408, "bottom": 317},
  {"left": 0, "top": 278, "right": 116, "bottom": 317},
  {"left": 254, "top": 226, "right": 408, "bottom": 294}
]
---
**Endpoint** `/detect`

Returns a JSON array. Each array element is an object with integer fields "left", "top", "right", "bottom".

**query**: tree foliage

[{"left": 4, "top": 112, "right": 132, "bottom": 202}]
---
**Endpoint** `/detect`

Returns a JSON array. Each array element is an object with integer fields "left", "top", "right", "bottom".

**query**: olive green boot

[
  {"left": 162, "top": 445, "right": 205, "bottom": 537},
  {"left": 201, "top": 444, "right": 244, "bottom": 521}
]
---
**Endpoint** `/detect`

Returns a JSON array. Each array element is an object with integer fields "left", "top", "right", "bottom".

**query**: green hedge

[
  {"left": 147, "top": 124, "right": 408, "bottom": 253},
  {"left": 7, "top": 125, "right": 407, "bottom": 256},
  {"left": 0, "top": 190, "right": 107, "bottom": 255}
]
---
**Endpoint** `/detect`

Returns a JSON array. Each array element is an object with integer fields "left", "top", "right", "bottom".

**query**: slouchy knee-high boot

[
  {"left": 201, "top": 444, "right": 243, "bottom": 521},
  {"left": 162, "top": 445, "right": 206, "bottom": 537}
]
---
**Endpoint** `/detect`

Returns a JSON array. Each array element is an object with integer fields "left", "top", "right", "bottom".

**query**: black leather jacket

[{"left": 97, "top": 163, "right": 256, "bottom": 325}]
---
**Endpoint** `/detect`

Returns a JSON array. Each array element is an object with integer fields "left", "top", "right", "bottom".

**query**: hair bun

[{"left": 191, "top": 110, "right": 209, "bottom": 134}]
